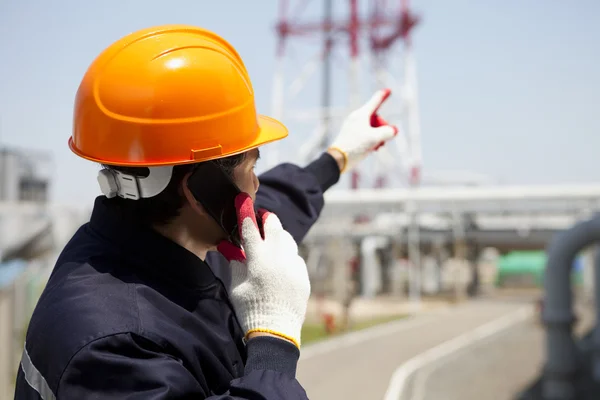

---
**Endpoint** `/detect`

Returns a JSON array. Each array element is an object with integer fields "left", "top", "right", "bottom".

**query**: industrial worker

[{"left": 15, "top": 25, "right": 398, "bottom": 399}]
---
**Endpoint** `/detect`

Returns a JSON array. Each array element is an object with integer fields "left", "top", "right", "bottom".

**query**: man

[{"left": 15, "top": 25, "right": 397, "bottom": 399}]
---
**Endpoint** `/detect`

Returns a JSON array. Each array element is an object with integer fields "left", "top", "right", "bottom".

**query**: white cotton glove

[
  {"left": 329, "top": 88, "right": 399, "bottom": 173},
  {"left": 217, "top": 193, "right": 311, "bottom": 348}
]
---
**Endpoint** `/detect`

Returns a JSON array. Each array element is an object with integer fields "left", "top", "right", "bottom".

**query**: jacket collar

[{"left": 88, "top": 196, "right": 218, "bottom": 290}]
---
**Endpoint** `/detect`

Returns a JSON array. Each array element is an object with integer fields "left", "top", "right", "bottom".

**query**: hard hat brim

[
  {"left": 69, "top": 114, "right": 288, "bottom": 167},
  {"left": 253, "top": 114, "right": 289, "bottom": 152}
]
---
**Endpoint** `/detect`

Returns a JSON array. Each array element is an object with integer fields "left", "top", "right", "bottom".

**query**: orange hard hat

[{"left": 69, "top": 25, "right": 288, "bottom": 166}]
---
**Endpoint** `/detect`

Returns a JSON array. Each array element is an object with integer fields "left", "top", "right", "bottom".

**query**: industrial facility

[{"left": 1, "top": 1, "right": 599, "bottom": 399}]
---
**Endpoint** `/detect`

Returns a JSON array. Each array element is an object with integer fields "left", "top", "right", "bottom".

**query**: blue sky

[{"left": 0, "top": 0, "right": 599, "bottom": 206}]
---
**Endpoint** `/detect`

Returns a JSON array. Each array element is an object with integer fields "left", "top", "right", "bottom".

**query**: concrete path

[{"left": 298, "top": 296, "right": 538, "bottom": 400}]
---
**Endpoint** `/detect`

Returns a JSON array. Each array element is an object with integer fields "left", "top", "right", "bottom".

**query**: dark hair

[{"left": 102, "top": 153, "right": 246, "bottom": 227}]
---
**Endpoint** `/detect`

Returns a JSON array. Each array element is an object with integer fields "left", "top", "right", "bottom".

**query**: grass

[{"left": 301, "top": 314, "right": 407, "bottom": 345}]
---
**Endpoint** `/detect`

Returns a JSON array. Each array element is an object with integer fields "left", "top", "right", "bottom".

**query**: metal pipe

[
  {"left": 593, "top": 246, "right": 600, "bottom": 382},
  {"left": 269, "top": 0, "right": 289, "bottom": 169},
  {"left": 349, "top": 0, "right": 360, "bottom": 110},
  {"left": 407, "top": 203, "right": 421, "bottom": 309},
  {"left": 360, "top": 236, "right": 389, "bottom": 297},
  {"left": 542, "top": 215, "right": 600, "bottom": 399},
  {"left": 320, "top": 0, "right": 333, "bottom": 148},
  {"left": 324, "top": 184, "right": 600, "bottom": 204}
]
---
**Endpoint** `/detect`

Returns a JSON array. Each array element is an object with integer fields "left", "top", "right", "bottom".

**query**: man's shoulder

[
  {"left": 24, "top": 249, "right": 142, "bottom": 390},
  {"left": 33, "top": 247, "right": 141, "bottom": 335},
  {"left": 21, "top": 224, "right": 243, "bottom": 394}
]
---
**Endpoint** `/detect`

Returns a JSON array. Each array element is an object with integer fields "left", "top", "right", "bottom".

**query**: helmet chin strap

[{"left": 97, "top": 166, "right": 174, "bottom": 200}]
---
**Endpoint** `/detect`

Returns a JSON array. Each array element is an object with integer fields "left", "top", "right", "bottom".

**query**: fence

[{"left": 0, "top": 260, "right": 51, "bottom": 400}]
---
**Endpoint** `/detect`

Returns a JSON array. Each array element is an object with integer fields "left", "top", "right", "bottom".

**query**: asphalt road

[
  {"left": 406, "top": 319, "right": 543, "bottom": 400},
  {"left": 297, "top": 296, "right": 539, "bottom": 400},
  {"left": 407, "top": 299, "right": 595, "bottom": 400}
]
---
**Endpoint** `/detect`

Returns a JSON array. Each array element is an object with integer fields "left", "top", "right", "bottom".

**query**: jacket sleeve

[
  {"left": 254, "top": 152, "right": 340, "bottom": 242},
  {"left": 55, "top": 333, "right": 308, "bottom": 399},
  {"left": 206, "top": 152, "right": 340, "bottom": 285}
]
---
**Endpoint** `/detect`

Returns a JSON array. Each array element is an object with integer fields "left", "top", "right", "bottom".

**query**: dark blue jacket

[{"left": 14, "top": 154, "right": 339, "bottom": 399}]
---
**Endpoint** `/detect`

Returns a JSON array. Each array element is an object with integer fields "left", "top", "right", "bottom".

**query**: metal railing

[{"left": 0, "top": 260, "right": 50, "bottom": 400}]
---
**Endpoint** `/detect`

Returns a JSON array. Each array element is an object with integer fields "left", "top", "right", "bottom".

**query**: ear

[{"left": 181, "top": 172, "right": 207, "bottom": 216}]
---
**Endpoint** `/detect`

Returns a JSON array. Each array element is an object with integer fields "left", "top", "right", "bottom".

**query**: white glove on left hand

[
  {"left": 217, "top": 193, "right": 311, "bottom": 348},
  {"left": 329, "top": 89, "right": 399, "bottom": 173}
]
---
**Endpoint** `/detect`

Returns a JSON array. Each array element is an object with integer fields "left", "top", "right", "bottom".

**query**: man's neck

[{"left": 153, "top": 223, "right": 214, "bottom": 261}]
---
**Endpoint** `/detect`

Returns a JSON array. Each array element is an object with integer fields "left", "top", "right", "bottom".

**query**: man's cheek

[{"left": 235, "top": 174, "right": 256, "bottom": 197}]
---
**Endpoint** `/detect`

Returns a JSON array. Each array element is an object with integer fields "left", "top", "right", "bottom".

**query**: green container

[{"left": 496, "top": 251, "right": 583, "bottom": 287}]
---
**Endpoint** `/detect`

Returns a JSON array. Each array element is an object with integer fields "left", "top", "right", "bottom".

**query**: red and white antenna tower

[{"left": 269, "top": 0, "right": 422, "bottom": 189}]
